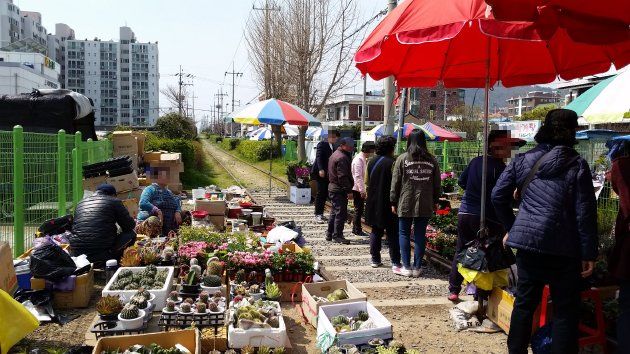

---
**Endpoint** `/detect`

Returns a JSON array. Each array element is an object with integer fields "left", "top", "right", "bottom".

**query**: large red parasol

[
  {"left": 485, "top": 0, "right": 630, "bottom": 45},
  {"left": 354, "top": 0, "right": 630, "bottom": 232}
]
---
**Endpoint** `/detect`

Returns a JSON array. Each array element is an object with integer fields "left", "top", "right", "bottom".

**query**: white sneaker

[
  {"left": 371, "top": 262, "right": 382, "bottom": 268},
  {"left": 412, "top": 268, "right": 422, "bottom": 278},
  {"left": 315, "top": 215, "right": 326, "bottom": 224},
  {"left": 391, "top": 265, "right": 401, "bottom": 274},
  {"left": 395, "top": 267, "right": 413, "bottom": 277}
]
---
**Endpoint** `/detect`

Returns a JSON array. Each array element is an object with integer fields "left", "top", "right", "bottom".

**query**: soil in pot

[
  {"left": 181, "top": 284, "right": 201, "bottom": 294},
  {"left": 98, "top": 313, "right": 119, "bottom": 321}
]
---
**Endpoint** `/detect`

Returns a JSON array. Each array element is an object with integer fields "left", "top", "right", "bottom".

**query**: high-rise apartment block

[{"left": 0, "top": 0, "right": 159, "bottom": 128}]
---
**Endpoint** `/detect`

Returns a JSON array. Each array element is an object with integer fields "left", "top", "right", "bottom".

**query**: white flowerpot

[
  {"left": 250, "top": 292, "right": 263, "bottom": 301},
  {"left": 200, "top": 285, "right": 223, "bottom": 293},
  {"left": 136, "top": 300, "right": 152, "bottom": 311},
  {"left": 118, "top": 309, "right": 146, "bottom": 330}
]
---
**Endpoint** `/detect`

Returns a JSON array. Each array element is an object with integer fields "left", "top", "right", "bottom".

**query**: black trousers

[
  {"left": 327, "top": 191, "right": 348, "bottom": 239},
  {"left": 508, "top": 251, "right": 581, "bottom": 354},
  {"left": 78, "top": 230, "right": 137, "bottom": 263},
  {"left": 352, "top": 190, "right": 364, "bottom": 233},
  {"left": 370, "top": 217, "right": 400, "bottom": 266},
  {"left": 314, "top": 178, "right": 328, "bottom": 216},
  {"left": 448, "top": 214, "right": 505, "bottom": 294}
]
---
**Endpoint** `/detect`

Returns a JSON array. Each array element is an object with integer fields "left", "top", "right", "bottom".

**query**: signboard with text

[{"left": 495, "top": 120, "right": 541, "bottom": 142}]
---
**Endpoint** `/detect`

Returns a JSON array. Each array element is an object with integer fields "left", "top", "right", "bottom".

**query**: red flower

[{"left": 436, "top": 209, "right": 449, "bottom": 216}]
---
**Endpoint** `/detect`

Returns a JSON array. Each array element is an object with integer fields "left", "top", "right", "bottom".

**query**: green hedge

[
  {"left": 236, "top": 140, "right": 279, "bottom": 162},
  {"left": 220, "top": 138, "right": 240, "bottom": 150}
]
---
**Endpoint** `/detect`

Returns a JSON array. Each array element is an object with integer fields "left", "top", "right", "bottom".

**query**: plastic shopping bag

[
  {"left": 0, "top": 289, "right": 39, "bottom": 354},
  {"left": 457, "top": 264, "right": 509, "bottom": 291}
]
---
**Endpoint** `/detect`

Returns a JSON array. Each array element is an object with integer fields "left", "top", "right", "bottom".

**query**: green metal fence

[{"left": 0, "top": 127, "right": 112, "bottom": 256}]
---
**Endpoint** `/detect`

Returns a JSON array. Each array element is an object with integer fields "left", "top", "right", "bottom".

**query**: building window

[
  {"left": 430, "top": 91, "right": 437, "bottom": 97},
  {"left": 357, "top": 105, "right": 369, "bottom": 118},
  {"left": 429, "top": 104, "right": 436, "bottom": 111}
]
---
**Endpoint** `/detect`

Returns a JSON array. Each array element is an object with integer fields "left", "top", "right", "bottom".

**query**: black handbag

[
  {"left": 456, "top": 239, "right": 488, "bottom": 272},
  {"left": 484, "top": 238, "right": 516, "bottom": 272}
]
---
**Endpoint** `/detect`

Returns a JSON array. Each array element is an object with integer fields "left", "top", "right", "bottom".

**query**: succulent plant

[
  {"left": 233, "top": 295, "right": 244, "bottom": 304},
  {"left": 234, "top": 269, "right": 246, "bottom": 284},
  {"left": 267, "top": 315, "right": 280, "bottom": 328},
  {"left": 265, "top": 282, "right": 282, "bottom": 300},
  {"left": 180, "top": 302, "right": 192, "bottom": 313},
  {"left": 165, "top": 300, "right": 176, "bottom": 312},
  {"left": 272, "top": 348, "right": 285, "bottom": 354},
  {"left": 357, "top": 310, "right": 369, "bottom": 322},
  {"left": 96, "top": 295, "right": 123, "bottom": 315},
  {"left": 388, "top": 340, "right": 405, "bottom": 352},
  {"left": 120, "top": 248, "right": 142, "bottom": 267},
  {"left": 184, "top": 297, "right": 194, "bottom": 305},
  {"left": 234, "top": 285, "right": 249, "bottom": 296},
  {"left": 199, "top": 291, "right": 209, "bottom": 303},
  {"left": 258, "top": 346, "right": 271, "bottom": 354},
  {"left": 327, "top": 288, "right": 349, "bottom": 302},
  {"left": 207, "top": 302, "right": 219, "bottom": 312},
  {"left": 130, "top": 295, "right": 148, "bottom": 309},
  {"left": 162, "top": 246, "right": 175, "bottom": 260},
  {"left": 139, "top": 278, "right": 154, "bottom": 287},
  {"left": 248, "top": 270, "right": 258, "bottom": 282},
  {"left": 136, "top": 287, "right": 151, "bottom": 300},
  {"left": 120, "top": 304, "right": 140, "bottom": 319},
  {"left": 351, "top": 321, "right": 363, "bottom": 331},
  {"left": 203, "top": 275, "right": 222, "bottom": 287},
  {"left": 241, "top": 345, "right": 255, "bottom": 354},
  {"left": 213, "top": 290, "right": 223, "bottom": 299},
  {"left": 141, "top": 248, "right": 160, "bottom": 265},
  {"left": 206, "top": 260, "right": 223, "bottom": 276},
  {"left": 195, "top": 302, "right": 207, "bottom": 313},
  {"left": 125, "top": 282, "right": 139, "bottom": 290},
  {"left": 169, "top": 291, "right": 180, "bottom": 301},
  {"left": 186, "top": 269, "right": 198, "bottom": 285},
  {"left": 331, "top": 315, "right": 349, "bottom": 326},
  {"left": 249, "top": 284, "right": 261, "bottom": 294},
  {"left": 118, "top": 269, "right": 133, "bottom": 279}
]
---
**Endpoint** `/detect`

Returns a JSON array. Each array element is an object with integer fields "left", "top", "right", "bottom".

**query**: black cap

[
  {"left": 544, "top": 109, "right": 578, "bottom": 130},
  {"left": 361, "top": 141, "right": 376, "bottom": 152}
]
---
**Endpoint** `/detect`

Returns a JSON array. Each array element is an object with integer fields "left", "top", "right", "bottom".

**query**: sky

[{"left": 15, "top": 0, "right": 386, "bottom": 121}]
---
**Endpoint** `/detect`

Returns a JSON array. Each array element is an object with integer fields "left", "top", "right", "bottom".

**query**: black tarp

[{"left": 0, "top": 90, "right": 97, "bottom": 141}]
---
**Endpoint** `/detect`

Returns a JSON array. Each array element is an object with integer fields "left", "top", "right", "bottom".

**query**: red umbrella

[
  {"left": 354, "top": 0, "right": 630, "bottom": 231},
  {"left": 485, "top": 0, "right": 630, "bottom": 45}
]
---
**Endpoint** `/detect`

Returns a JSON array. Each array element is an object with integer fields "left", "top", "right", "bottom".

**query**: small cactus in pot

[
  {"left": 179, "top": 302, "right": 192, "bottom": 314},
  {"left": 168, "top": 290, "right": 181, "bottom": 303},
  {"left": 120, "top": 304, "right": 140, "bottom": 319},
  {"left": 163, "top": 300, "right": 177, "bottom": 313},
  {"left": 195, "top": 302, "right": 207, "bottom": 313},
  {"left": 96, "top": 295, "right": 123, "bottom": 320},
  {"left": 198, "top": 291, "right": 210, "bottom": 304},
  {"left": 207, "top": 302, "right": 220, "bottom": 313}
]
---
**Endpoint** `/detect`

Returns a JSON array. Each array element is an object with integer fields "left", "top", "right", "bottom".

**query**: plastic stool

[{"left": 539, "top": 285, "right": 608, "bottom": 353}]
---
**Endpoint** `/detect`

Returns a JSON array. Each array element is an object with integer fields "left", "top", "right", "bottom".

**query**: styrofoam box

[
  {"left": 290, "top": 186, "right": 311, "bottom": 205},
  {"left": 317, "top": 301, "right": 393, "bottom": 348},
  {"left": 228, "top": 311, "right": 287, "bottom": 349},
  {"left": 102, "top": 266, "right": 174, "bottom": 311}
]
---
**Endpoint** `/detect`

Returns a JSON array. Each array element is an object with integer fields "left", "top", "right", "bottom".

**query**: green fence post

[
  {"left": 72, "top": 132, "right": 82, "bottom": 208},
  {"left": 12, "top": 125, "right": 24, "bottom": 256},
  {"left": 57, "top": 130, "right": 67, "bottom": 217},
  {"left": 87, "top": 138, "right": 95, "bottom": 164},
  {"left": 442, "top": 140, "right": 449, "bottom": 171}
]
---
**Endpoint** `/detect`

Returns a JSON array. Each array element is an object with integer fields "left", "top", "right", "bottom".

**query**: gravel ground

[
  {"left": 329, "top": 263, "right": 446, "bottom": 283},
  {"left": 362, "top": 282, "right": 450, "bottom": 298}
]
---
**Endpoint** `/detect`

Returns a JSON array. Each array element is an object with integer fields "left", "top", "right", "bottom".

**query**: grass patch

[{"left": 209, "top": 139, "right": 289, "bottom": 182}]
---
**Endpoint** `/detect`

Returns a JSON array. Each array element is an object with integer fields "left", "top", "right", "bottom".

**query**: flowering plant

[
  {"left": 430, "top": 207, "right": 458, "bottom": 234},
  {"left": 287, "top": 161, "right": 312, "bottom": 187},
  {"left": 178, "top": 241, "right": 209, "bottom": 264},
  {"left": 228, "top": 250, "right": 273, "bottom": 271},
  {"left": 440, "top": 171, "right": 457, "bottom": 193}
]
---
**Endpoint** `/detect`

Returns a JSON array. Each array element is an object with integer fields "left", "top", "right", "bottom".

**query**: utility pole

[
  {"left": 175, "top": 66, "right": 193, "bottom": 117},
  {"left": 444, "top": 88, "right": 448, "bottom": 121},
  {"left": 383, "top": 0, "right": 397, "bottom": 135},
  {"left": 226, "top": 63, "right": 243, "bottom": 137},
  {"left": 361, "top": 76, "right": 367, "bottom": 133},
  {"left": 215, "top": 88, "right": 228, "bottom": 136}
]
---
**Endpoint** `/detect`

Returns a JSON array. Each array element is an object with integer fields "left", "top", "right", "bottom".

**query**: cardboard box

[
  {"left": 278, "top": 281, "right": 304, "bottom": 302},
  {"left": 106, "top": 170, "right": 139, "bottom": 193},
  {"left": 122, "top": 198, "right": 139, "bottom": 219},
  {"left": 117, "top": 188, "right": 142, "bottom": 201},
  {"left": 487, "top": 287, "right": 541, "bottom": 334},
  {"left": 160, "top": 152, "right": 182, "bottom": 163},
  {"left": 290, "top": 186, "right": 311, "bottom": 205},
  {"left": 112, "top": 132, "right": 138, "bottom": 157},
  {"left": 302, "top": 280, "right": 367, "bottom": 327},
  {"left": 31, "top": 267, "right": 94, "bottom": 309},
  {"left": 169, "top": 183, "right": 183, "bottom": 194},
  {"left": 200, "top": 327, "right": 227, "bottom": 353},
  {"left": 194, "top": 199, "right": 227, "bottom": 215},
  {"left": 93, "top": 329, "right": 200, "bottom": 354},
  {"left": 138, "top": 177, "right": 150, "bottom": 186},
  {"left": 143, "top": 151, "right": 166, "bottom": 163},
  {"left": 83, "top": 175, "right": 107, "bottom": 191},
  {"left": 208, "top": 215, "right": 226, "bottom": 230},
  {"left": 0, "top": 242, "right": 17, "bottom": 295},
  {"left": 131, "top": 132, "right": 146, "bottom": 156}
]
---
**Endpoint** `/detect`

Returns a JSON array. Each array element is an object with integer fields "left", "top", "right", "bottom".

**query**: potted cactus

[
  {"left": 201, "top": 274, "right": 223, "bottom": 293},
  {"left": 206, "top": 259, "right": 224, "bottom": 276},
  {"left": 231, "top": 269, "right": 246, "bottom": 292},
  {"left": 162, "top": 299, "right": 178, "bottom": 314},
  {"left": 134, "top": 287, "right": 156, "bottom": 303},
  {"left": 207, "top": 301, "right": 222, "bottom": 314},
  {"left": 181, "top": 268, "right": 201, "bottom": 295},
  {"left": 265, "top": 282, "right": 282, "bottom": 301},
  {"left": 179, "top": 302, "right": 192, "bottom": 315},
  {"left": 249, "top": 284, "right": 263, "bottom": 300},
  {"left": 168, "top": 290, "right": 182, "bottom": 304},
  {"left": 118, "top": 304, "right": 145, "bottom": 330},
  {"left": 129, "top": 294, "right": 151, "bottom": 311},
  {"left": 96, "top": 295, "right": 124, "bottom": 321},
  {"left": 194, "top": 302, "right": 207, "bottom": 315}
]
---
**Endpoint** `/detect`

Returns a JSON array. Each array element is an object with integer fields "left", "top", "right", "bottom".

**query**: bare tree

[
  {"left": 161, "top": 85, "right": 189, "bottom": 115},
  {"left": 247, "top": 0, "right": 359, "bottom": 161}
]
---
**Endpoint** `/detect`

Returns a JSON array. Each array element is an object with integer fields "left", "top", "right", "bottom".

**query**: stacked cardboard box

[
  {"left": 111, "top": 131, "right": 145, "bottom": 171},
  {"left": 194, "top": 199, "right": 227, "bottom": 229}
]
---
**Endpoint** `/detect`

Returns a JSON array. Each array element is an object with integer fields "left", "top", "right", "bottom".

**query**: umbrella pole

[
  {"left": 269, "top": 134, "right": 273, "bottom": 197},
  {"left": 396, "top": 88, "right": 407, "bottom": 154},
  {"left": 480, "top": 80, "right": 490, "bottom": 236}
]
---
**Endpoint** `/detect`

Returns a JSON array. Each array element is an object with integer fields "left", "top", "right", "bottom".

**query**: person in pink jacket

[{"left": 351, "top": 141, "right": 375, "bottom": 236}]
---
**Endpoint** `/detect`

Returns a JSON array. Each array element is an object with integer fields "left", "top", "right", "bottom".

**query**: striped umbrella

[
  {"left": 368, "top": 123, "right": 436, "bottom": 139},
  {"left": 282, "top": 124, "right": 300, "bottom": 137},
  {"left": 566, "top": 70, "right": 630, "bottom": 124},
  {"left": 249, "top": 127, "right": 273, "bottom": 140},
  {"left": 420, "top": 122, "right": 463, "bottom": 142},
  {"left": 231, "top": 98, "right": 321, "bottom": 126},
  {"left": 306, "top": 127, "right": 328, "bottom": 140}
]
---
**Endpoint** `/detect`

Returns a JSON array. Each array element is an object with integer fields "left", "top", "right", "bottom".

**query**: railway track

[{"left": 202, "top": 140, "right": 507, "bottom": 352}]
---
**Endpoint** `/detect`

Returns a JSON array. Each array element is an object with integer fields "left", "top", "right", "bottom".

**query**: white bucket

[
  {"left": 192, "top": 188, "right": 205, "bottom": 199},
  {"left": 251, "top": 212, "right": 263, "bottom": 225},
  {"left": 241, "top": 209, "right": 253, "bottom": 216}
]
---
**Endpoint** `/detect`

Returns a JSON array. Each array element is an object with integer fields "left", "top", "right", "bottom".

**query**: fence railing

[{"left": 1, "top": 126, "right": 112, "bottom": 256}]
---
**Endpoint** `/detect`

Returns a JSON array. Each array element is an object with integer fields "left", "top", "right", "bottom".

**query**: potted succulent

[
  {"left": 168, "top": 290, "right": 182, "bottom": 304},
  {"left": 249, "top": 284, "right": 263, "bottom": 300},
  {"left": 129, "top": 294, "right": 151, "bottom": 311},
  {"left": 181, "top": 268, "right": 201, "bottom": 295},
  {"left": 96, "top": 295, "right": 124, "bottom": 321},
  {"left": 206, "top": 259, "right": 224, "bottom": 276},
  {"left": 207, "top": 301, "right": 222, "bottom": 314},
  {"left": 162, "top": 299, "right": 178, "bottom": 314},
  {"left": 118, "top": 304, "right": 145, "bottom": 330},
  {"left": 198, "top": 291, "right": 210, "bottom": 304},
  {"left": 134, "top": 287, "right": 156, "bottom": 303},
  {"left": 231, "top": 269, "right": 246, "bottom": 292},
  {"left": 194, "top": 302, "right": 208, "bottom": 315},
  {"left": 201, "top": 274, "right": 223, "bottom": 293},
  {"left": 265, "top": 282, "right": 282, "bottom": 301},
  {"left": 179, "top": 302, "right": 193, "bottom": 315}
]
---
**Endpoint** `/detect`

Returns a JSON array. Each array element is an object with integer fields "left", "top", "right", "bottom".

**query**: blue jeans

[
  {"left": 398, "top": 217, "right": 429, "bottom": 269},
  {"left": 619, "top": 280, "right": 630, "bottom": 353}
]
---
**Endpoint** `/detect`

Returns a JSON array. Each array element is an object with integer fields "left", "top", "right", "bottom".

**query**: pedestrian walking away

[
  {"left": 365, "top": 136, "right": 401, "bottom": 273},
  {"left": 448, "top": 130, "right": 524, "bottom": 302},
  {"left": 391, "top": 131, "right": 441, "bottom": 277},
  {"left": 351, "top": 141, "right": 375, "bottom": 236},
  {"left": 607, "top": 140, "right": 630, "bottom": 353},
  {"left": 326, "top": 137, "right": 355, "bottom": 245},
  {"left": 311, "top": 130, "right": 340, "bottom": 224},
  {"left": 492, "top": 109, "right": 598, "bottom": 354}
]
